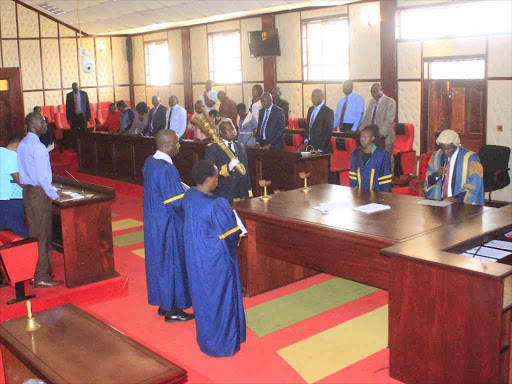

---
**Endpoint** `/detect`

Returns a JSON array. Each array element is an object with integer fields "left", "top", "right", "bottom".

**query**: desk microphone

[
  {"left": 64, "top": 169, "right": 85, "bottom": 193},
  {"left": 441, "top": 156, "right": 449, "bottom": 183}
]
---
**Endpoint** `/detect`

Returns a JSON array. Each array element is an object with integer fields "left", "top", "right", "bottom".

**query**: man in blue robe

[
  {"left": 349, "top": 125, "right": 393, "bottom": 192},
  {"left": 143, "top": 129, "right": 194, "bottom": 322},
  {"left": 184, "top": 160, "right": 246, "bottom": 357},
  {"left": 424, "top": 129, "right": 484, "bottom": 206}
]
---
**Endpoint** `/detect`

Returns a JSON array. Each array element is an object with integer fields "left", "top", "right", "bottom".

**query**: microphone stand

[{"left": 65, "top": 169, "right": 85, "bottom": 194}]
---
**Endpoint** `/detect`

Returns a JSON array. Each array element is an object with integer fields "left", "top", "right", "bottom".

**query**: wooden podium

[{"left": 52, "top": 176, "right": 118, "bottom": 288}]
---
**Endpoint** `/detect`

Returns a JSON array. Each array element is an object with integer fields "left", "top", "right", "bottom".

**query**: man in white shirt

[
  {"left": 199, "top": 80, "right": 218, "bottom": 112},
  {"left": 165, "top": 96, "right": 187, "bottom": 138}
]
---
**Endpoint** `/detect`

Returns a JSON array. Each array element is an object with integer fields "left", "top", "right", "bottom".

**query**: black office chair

[{"left": 479, "top": 145, "right": 511, "bottom": 202}]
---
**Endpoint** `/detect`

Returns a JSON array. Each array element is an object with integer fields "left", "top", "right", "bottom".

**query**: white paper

[
  {"left": 460, "top": 253, "right": 498, "bottom": 263},
  {"left": 233, "top": 210, "right": 247, "bottom": 236},
  {"left": 352, "top": 203, "right": 391, "bottom": 214},
  {"left": 312, "top": 201, "right": 348, "bottom": 214},
  {"left": 417, "top": 199, "right": 453, "bottom": 207},
  {"left": 466, "top": 246, "right": 511, "bottom": 259},
  {"left": 47, "top": 143, "right": 55, "bottom": 152},
  {"left": 485, "top": 240, "right": 512, "bottom": 251},
  {"left": 181, "top": 182, "right": 190, "bottom": 192}
]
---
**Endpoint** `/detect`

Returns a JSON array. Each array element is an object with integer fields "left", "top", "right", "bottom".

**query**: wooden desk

[
  {"left": 0, "top": 304, "right": 187, "bottom": 384},
  {"left": 78, "top": 132, "right": 329, "bottom": 196},
  {"left": 52, "top": 176, "right": 119, "bottom": 288},
  {"left": 234, "top": 184, "right": 488, "bottom": 296}
]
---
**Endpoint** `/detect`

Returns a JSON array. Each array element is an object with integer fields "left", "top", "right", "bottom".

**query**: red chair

[
  {"left": 393, "top": 123, "right": 415, "bottom": 175},
  {"left": 54, "top": 112, "right": 70, "bottom": 141},
  {"left": 0, "top": 230, "right": 38, "bottom": 304},
  {"left": 96, "top": 109, "right": 109, "bottom": 127},
  {"left": 330, "top": 137, "right": 357, "bottom": 186},
  {"left": 291, "top": 118, "right": 299, "bottom": 130},
  {"left": 125, "top": 101, "right": 131, "bottom": 108},
  {"left": 41, "top": 105, "right": 56, "bottom": 124},
  {"left": 57, "top": 104, "right": 66, "bottom": 113},
  {"left": 288, "top": 117, "right": 293, "bottom": 128},
  {"left": 393, "top": 152, "right": 434, "bottom": 196},
  {"left": 283, "top": 133, "right": 303, "bottom": 151},
  {"left": 187, "top": 113, "right": 192, "bottom": 122},
  {"left": 297, "top": 118, "right": 307, "bottom": 130},
  {"left": 97, "top": 101, "right": 110, "bottom": 110}
]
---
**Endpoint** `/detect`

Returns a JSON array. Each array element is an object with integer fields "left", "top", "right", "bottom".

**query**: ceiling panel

[{"left": 19, "top": 0, "right": 355, "bottom": 35}]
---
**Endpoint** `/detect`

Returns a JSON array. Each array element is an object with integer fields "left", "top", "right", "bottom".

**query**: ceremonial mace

[
  {"left": 299, "top": 172, "right": 312, "bottom": 192},
  {"left": 190, "top": 112, "right": 246, "bottom": 176},
  {"left": 259, "top": 180, "right": 272, "bottom": 201},
  {"left": 25, "top": 301, "right": 41, "bottom": 332}
]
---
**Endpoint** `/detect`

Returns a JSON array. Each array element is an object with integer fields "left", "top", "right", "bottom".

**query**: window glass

[
  {"left": 144, "top": 41, "right": 169, "bottom": 86},
  {"left": 208, "top": 32, "right": 242, "bottom": 84}
]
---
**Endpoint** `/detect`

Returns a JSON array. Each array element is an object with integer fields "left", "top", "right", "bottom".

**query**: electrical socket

[{"left": 497, "top": 125, "right": 503, "bottom": 132}]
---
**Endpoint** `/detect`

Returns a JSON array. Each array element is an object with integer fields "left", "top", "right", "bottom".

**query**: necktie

[
  {"left": 167, "top": 108, "right": 173, "bottom": 129},
  {"left": 309, "top": 107, "right": 319, "bottom": 129},
  {"left": 339, "top": 97, "right": 349, "bottom": 128},
  {"left": 229, "top": 142, "right": 235, "bottom": 154},
  {"left": 75, "top": 93, "right": 79, "bottom": 114},
  {"left": 442, "top": 157, "right": 451, "bottom": 198},
  {"left": 371, "top": 102, "right": 378, "bottom": 125},
  {"left": 261, "top": 109, "right": 270, "bottom": 140}
]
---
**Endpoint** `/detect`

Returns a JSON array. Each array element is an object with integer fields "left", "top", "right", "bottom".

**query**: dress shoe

[
  {"left": 34, "top": 280, "right": 63, "bottom": 288},
  {"left": 157, "top": 306, "right": 169, "bottom": 316},
  {"left": 165, "top": 309, "right": 194, "bottom": 322}
]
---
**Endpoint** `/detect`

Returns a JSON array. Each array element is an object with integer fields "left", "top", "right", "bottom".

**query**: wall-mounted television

[{"left": 248, "top": 30, "right": 281, "bottom": 58}]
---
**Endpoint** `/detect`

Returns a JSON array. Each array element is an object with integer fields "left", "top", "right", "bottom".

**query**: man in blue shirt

[
  {"left": 65, "top": 83, "right": 91, "bottom": 152},
  {"left": 17, "top": 113, "right": 63, "bottom": 288},
  {"left": 164, "top": 96, "right": 187, "bottom": 138},
  {"left": 333, "top": 80, "right": 365, "bottom": 132}
]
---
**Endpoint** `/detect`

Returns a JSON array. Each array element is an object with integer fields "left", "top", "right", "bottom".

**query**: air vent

[{"left": 38, "top": 3, "right": 66, "bottom": 15}]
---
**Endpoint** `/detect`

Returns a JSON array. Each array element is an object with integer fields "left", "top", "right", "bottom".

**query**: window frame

[
  {"left": 301, "top": 16, "right": 350, "bottom": 82},
  {"left": 207, "top": 29, "right": 242, "bottom": 85},
  {"left": 144, "top": 39, "right": 170, "bottom": 87}
]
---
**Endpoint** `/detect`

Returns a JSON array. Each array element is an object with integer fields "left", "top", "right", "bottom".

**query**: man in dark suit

[
  {"left": 256, "top": 93, "right": 285, "bottom": 150},
  {"left": 204, "top": 119, "right": 250, "bottom": 203},
  {"left": 144, "top": 96, "right": 167, "bottom": 137},
  {"left": 304, "top": 89, "right": 333, "bottom": 153},
  {"left": 271, "top": 87, "right": 290, "bottom": 127},
  {"left": 65, "top": 82, "right": 91, "bottom": 152}
]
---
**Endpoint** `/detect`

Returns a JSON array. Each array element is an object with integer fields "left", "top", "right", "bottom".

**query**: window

[
  {"left": 302, "top": 18, "right": 349, "bottom": 81},
  {"left": 208, "top": 32, "right": 242, "bottom": 84},
  {"left": 427, "top": 59, "right": 485, "bottom": 80},
  {"left": 399, "top": 1, "right": 512, "bottom": 40},
  {"left": 144, "top": 41, "right": 169, "bottom": 86}
]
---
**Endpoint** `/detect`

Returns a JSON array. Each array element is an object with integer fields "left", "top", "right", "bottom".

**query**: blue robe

[
  {"left": 143, "top": 156, "right": 191, "bottom": 311},
  {"left": 424, "top": 146, "right": 484, "bottom": 206},
  {"left": 349, "top": 146, "right": 393, "bottom": 192},
  {"left": 183, "top": 188, "right": 246, "bottom": 357}
]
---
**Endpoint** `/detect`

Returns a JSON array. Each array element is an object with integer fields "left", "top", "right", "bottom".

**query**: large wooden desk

[
  {"left": 78, "top": 132, "right": 329, "bottom": 196},
  {"left": 234, "top": 185, "right": 512, "bottom": 383},
  {"left": 0, "top": 304, "right": 187, "bottom": 384},
  {"left": 52, "top": 176, "right": 119, "bottom": 288}
]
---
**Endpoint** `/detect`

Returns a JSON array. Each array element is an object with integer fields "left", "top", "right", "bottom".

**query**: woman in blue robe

[
  {"left": 184, "top": 160, "right": 246, "bottom": 357},
  {"left": 143, "top": 130, "right": 193, "bottom": 322},
  {"left": 349, "top": 125, "right": 393, "bottom": 192}
]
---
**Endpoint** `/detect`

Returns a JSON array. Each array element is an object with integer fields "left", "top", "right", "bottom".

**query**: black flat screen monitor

[{"left": 248, "top": 29, "right": 281, "bottom": 57}]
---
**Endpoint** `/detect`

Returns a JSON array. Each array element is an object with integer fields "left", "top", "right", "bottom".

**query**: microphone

[
  {"left": 441, "top": 156, "right": 449, "bottom": 182},
  {"left": 65, "top": 169, "right": 85, "bottom": 193}
]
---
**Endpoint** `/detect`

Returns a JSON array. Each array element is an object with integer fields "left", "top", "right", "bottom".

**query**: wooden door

[
  {"left": 422, "top": 79, "right": 486, "bottom": 153},
  {"left": 0, "top": 68, "right": 25, "bottom": 146}
]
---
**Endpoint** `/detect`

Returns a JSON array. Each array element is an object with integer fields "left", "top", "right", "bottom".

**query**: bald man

[
  {"left": 424, "top": 129, "right": 484, "bottom": 206},
  {"left": 199, "top": 80, "right": 218, "bottom": 112},
  {"left": 256, "top": 93, "right": 285, "bottom": 150},
  {"left": 304, "top": 89, "right": 333, "bottom": 153},
  {"left": 361, "top": 83, "right": 396, "bottom": 167},
  {"left": 143, "top": 129, "right": 194, "bottom": 322},
  {"left": 144, "top": 96, "right": 167, "bottom": 136}
]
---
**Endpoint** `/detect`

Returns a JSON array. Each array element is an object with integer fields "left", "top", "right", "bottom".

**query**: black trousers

[
  {"left": 340, "top": 123, "right": 354, "bottom": 132},
  {"left": 70, "top": 114, "right": 87, "bottom": 150}
]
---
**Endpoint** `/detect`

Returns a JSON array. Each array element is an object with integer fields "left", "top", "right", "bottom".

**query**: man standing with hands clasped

[{"left": 17, "top": 113, "right": 63, "bottom": 288}]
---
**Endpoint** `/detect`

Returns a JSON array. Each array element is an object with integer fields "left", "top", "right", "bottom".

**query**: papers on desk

[
  {"left": 417, "top": 199, "right": 453, "bottom": 207},
  {"left": 233, "top": 210, "right": 248, "bottom": 236},
  {"left": 465, "top": 246, "right": 511, "bottom": 259},
  {"left": 312, "top": 201, "right": 348, "bottom": 214},
  {"left": 352, "top": 203, "right": 390, "bottom": 214},
  {"left": 461, "top": 253, "right": 497, "bottom": 263},
  {"left": 485, "top": 240, "right": 512, "bottom": 251},
  {"left": 60, "top": 191, "right": 86, "bottom": 201}
]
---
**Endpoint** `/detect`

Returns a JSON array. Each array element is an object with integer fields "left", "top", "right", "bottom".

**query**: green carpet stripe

[
  {"left": 132, "top": 248, "right": 145, "bottom": 258},
  {"left": 278, "top": 305, "right": 388, "bottom": 383},
  {"left": 245, "top": 278, "right": 378, "bottom": 337},
  {"left": 111, "top": 212, "right": 119, "bottom": 218},
  {"left": 113, "top": 231, "right": 144, "bottom": 247}
]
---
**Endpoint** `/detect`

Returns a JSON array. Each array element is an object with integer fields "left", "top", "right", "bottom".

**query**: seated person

[
  {"left": 98, "top": 103, "right": 121, "bottom": 133},
  {"left": 118, "top": 100, "right": 135, "bottom": 133},
  {"left": 424, "top": 129, "right": 484, "bottom": 206},
  {"left": 349, "top": 125, "right": 392, "bottom": 192},
  {"left": 183, "top": 160, "right": 246, "bottom": 357},
  {"left": 128, "top": 102, "right": 149, "bottom": 135},
  {"left": 209, "top": 109, "right": 222, "bottom": 133},
  {"left": 236, "top": 103, "right": 257, "bottom": 147},
  {"left": 0, "top": 136, "right": 28, "bottom": 237},
  {"left": 34, "top": 106, "right": 54, "bottom": 150},
  {"left": 186, "top": 100, "right": 208, "bottom": 142}
]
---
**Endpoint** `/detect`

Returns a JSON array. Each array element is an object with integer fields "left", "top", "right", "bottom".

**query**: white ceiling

[{"left": 19, "top": 0, "right": 353, "bottom": 36}]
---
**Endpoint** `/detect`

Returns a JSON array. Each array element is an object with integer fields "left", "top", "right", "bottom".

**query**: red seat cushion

[{"left": 0, "top": 231, "right": 38, "bottom": 284}]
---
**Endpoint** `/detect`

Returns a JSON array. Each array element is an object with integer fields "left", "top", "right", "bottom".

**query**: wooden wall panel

[
  {"left": 115, "top": 86, "right": 130, "bottom": 103},
  {"left": 19, "top": 40, "right": 43, "bottom": 91},
  {"left": 241, "top": 17, "right": 263, "bottom": 83},
  {"left": 190, "top": 25, "right": 208, "bottom": 84},
  {"left": 79, "top": 38, "right": 97, "bottom": 87},
  {"left": 60, "top": 38, "right": 79, "bottom": 88},
  {"left": 17, "top": 5, "right": 39, "bottom": 38},
  {"left": 112, "top": 37, "right": 130, "bottom": 85},
  {"left": 98, "top": 87, "right": 114, "bottom": 103},
  {"left": 40, "top": 16, "right": 57, "bottom": 37},
  {"left": 2, "top": 40, "right": 19, "bottom": 67},
  {"left": 132, "top": 35, "right": 145, "bottom": 85},
  {"left": 96, "top": 37, "right": 113, "bottom": 86},
  {"left": 41, "top": 39, "right": 61, "bottom": 89},
  {"left": 1, "top": 0, "right": 17, "bottom": 39},
  {"left": 168, "top": 29, "right": 183, "bottom": 84}
]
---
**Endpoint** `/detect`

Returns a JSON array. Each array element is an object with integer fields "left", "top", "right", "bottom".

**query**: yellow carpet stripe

[
  {"left": 277, "top": 305, "right": 388, "bottom": 384},
  {"left": 132, "top": 248, "right": 145, "bottom": 259},
  {"left": 112, "top": 218, "right": 144, "bottom": 232}
]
